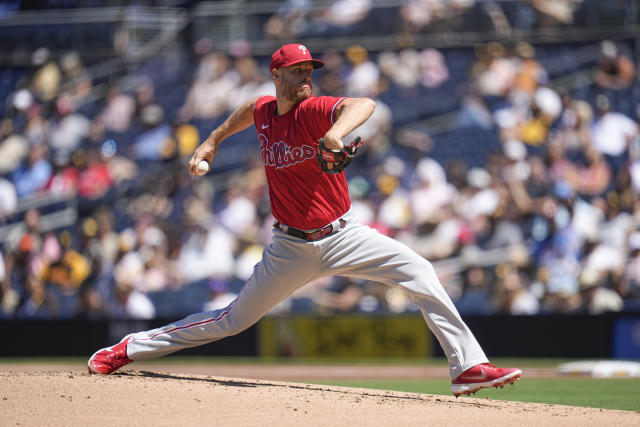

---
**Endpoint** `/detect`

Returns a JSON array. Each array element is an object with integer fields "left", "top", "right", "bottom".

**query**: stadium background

[{"left": 0, "top": 0, "right": 639, "bottom": 362}]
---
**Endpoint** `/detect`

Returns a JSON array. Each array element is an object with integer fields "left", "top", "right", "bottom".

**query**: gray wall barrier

[
  {"left": 1, "top": 312, "right": 639, "bottom": 359},
  {"left": 1, "top": 319, "right": 257, "bottom": 358}
]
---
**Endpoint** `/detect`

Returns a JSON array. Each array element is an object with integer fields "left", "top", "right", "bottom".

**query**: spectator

[
  {"left": 519, "top": 86, "right": 562, "bottom": 147},
  {"left": 398, "top": 0, "right": 474, "bottom": 33},
  {"left": 344, "top": 45, "right": 380, "bottom": 98},
  {"left": 301, "top": 0, "right": 372, "bottom": 37},
  {"left": 528, "top": 0, "right": 582, "bottom": 26},
  {"left": 590, "top": 94, "right": 638, "bottom": 173},
  {"left": 202, "top": 278, "right": 238, "bottom": 311},
  {"left": 378, "top": 48, "right": 421, "bottom": 89},
  {"left": 15, "top": 273, "right": 61, "bottom": 319},
  {"left": 263, "top": 0, "right": 312, "bottom": 40},
  {"left": 3, "top": 25, "right": 640, "bottom": 319},
  {"left": 95, "top": 84, "right": 136, "bottom": 133},
  {"left": 177, "top": 220, "right": 236, "bottom": 284},
  {"left": 45, "top": 150, "right": 79, "bottom": 197},
  {"left": 624, "top": 232, "right": 640, "bottom": 300},
  {"left": 0, "top": 177, "right": 17, "bottom": 219},
  {"left": 496, "top": 266, "right": 540, "bottom": 315},
  {"left": 316, "top": 50, "right": 347, "bottom": 96},
  {"left": 556, "top": 95, "right": 593, "bottom": 155},
  {"left": 48, "top": 91, "right": 91, "bottom": 157},
  {"left": 74, "top": 285, "right": 109, "bottom": 319},
  {"left": 77, "top": 148, "right": 113, "bottom": 202},
  {"left": 131, "top": 104, "right": 172, "bottom": 161},
  {"left": 0, "top": 248, "right": 18, "bottom": 318},
  {"left": 577, "top": 268, "right": 623, "bottom": 314},
  {"left": 0, "top": 134, "right": 30, "bottom": 176},
  {"left": 30, "top": 47, "right": 61, "bottom": 103},
  {"left": 179, "top": 52, "right": 237, "bottom": 120},
  {"left": 43, "top": 230, "right": 91, "bottom": 295},
  {"left": 512, "top": 42, "right": 545, "bottom": 98},
  {"left": 566, "top": 144, "right": 612, "bottom": 197},
  {"left": 111, "top": 280, "right": 156, "bottom": 319},
  {"left": 420, "top": 48, "right": 449, "bottom": 89},
  {"left": 455, "top": 266, "right": 494, "bottom": 315},
  {"left": 474, "top": 42, "right": 516, "bottom": 97},
  {"left": 594, "top": 40, "right": 636, "bottom": 91},
  {"left": 59, "top": 51, "right": 93, "bottom": 109},
  {"left": 409, "top": 155, "right": 456, "bottom": 226},
  {"left": 11, "top": 144, "right": 53, "bottom": 198},
  {"left": 228, "top": 56, "right": 274, "bottom": 111},
  {"left": 133, "top": 76, "right": 157, "bottom": 123}
]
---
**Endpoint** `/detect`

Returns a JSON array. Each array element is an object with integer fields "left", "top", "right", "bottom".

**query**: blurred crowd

[{"left": 0, "top": 34, "right": 639, "bottom": 320}]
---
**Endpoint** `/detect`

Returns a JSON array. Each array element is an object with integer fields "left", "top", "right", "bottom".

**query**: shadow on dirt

[
  {"left": 112, "top": 370, "right": 464, "bottom": 405},
  {"left": 114, "top": 371, "right": 260, "bottom": 388}
]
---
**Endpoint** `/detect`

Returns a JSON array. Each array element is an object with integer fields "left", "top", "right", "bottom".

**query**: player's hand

[
  {"left": 189, "top": 141, "right": 217, "bottom": 176},
  {"left": 320, "top": 132, "right": 344, "bottom": 151},
  {"left": 317, "top": 136, "right": 362, "bottom": 174},
  {"left": 318, "top": 132, "right": 344, "bottom": 171}
]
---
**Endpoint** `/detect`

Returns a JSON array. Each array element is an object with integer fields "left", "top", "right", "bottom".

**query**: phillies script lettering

[{"left": 259, "top": 134, "right": 316, "bottom": 169}]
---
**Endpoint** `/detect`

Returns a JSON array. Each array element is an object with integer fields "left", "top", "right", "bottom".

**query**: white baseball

[{"left": 196, "top": 160, "right": 210, "bottom": 175}]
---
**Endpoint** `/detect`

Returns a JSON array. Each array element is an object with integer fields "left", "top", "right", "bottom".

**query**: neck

[{"left": 275, "top": 96, "right": 296, "bottom": 116}]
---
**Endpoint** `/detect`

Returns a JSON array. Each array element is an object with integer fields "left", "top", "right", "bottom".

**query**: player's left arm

[{"left": 321, "top": 97, "right": 375, "bottom": 150}]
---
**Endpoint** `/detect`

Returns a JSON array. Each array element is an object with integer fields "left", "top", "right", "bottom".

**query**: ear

[{"left": 272, "top": 70, "right": 279, "bottom": 81}]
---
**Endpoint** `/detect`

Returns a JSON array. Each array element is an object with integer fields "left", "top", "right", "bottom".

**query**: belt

[{"left": 274, "top": 218, "right": 347, "bottom": 241}]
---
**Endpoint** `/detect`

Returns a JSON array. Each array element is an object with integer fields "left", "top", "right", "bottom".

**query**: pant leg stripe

[{"left": 130, "top": 272, "right": 254, "bottom": 343}]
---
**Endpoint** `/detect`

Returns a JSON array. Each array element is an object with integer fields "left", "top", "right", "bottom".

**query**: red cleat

[
  {"left": 88, "top": 335, "right": 134, "bottom": 375},
  {"left": 451, "top": 363, "right": 521, "bottom": 397}
]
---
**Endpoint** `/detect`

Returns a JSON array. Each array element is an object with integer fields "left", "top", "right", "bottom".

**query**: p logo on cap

[{"left": 270, "top": 44, "right": 325, "bottom": 71}]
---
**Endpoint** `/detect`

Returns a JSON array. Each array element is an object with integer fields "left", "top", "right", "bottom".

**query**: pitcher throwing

[{"left": 88, "top": 44, "right": 521, "bottom": 397}]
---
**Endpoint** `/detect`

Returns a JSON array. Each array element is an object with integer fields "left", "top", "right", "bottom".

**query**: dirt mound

[{"left": 1, "top": 370, "right": 637, "bottom": 426}]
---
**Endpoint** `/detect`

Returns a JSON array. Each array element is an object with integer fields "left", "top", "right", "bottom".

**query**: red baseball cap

[{"left": 270, "top": 44, "right": 325, "bottom": 71}]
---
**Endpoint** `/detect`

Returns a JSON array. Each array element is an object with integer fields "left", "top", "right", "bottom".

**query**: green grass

[{"left": 311, "top": 377, "right": 640, "bottom": 412}]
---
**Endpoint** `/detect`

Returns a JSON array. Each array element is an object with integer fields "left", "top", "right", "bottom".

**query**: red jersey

[{"left": 253, "top": 95, "right": 350, "bottom": 230}]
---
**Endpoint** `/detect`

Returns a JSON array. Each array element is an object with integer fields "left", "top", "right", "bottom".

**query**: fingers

[
  {"left": 189, "top": 154, "right": 212, "bottom": 176},
  {"left": 188, "top": 154, "right": 204, "bottom": 176},
  {"left": 189, "top": 143, "right": 216, "bottom": 176},
  {"left": 320, "top": 133, "right": 344, "bottom": 151}
]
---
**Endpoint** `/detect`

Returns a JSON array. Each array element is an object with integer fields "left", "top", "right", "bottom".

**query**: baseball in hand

[{"left": 196, "top": 160, "right": 210, "bottom": 175}]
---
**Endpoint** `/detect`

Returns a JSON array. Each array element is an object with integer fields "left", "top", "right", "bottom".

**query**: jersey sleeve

[
  {"left": 254, "top": 95, "right": 276, "bottom": 126},
  {"left": 302, "top": 96, "right": 348, "bottom": 127}
]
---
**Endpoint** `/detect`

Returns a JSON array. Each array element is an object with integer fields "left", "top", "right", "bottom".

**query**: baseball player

[{"left": 88, "top": 44, "right": 521, "bottom": 396}]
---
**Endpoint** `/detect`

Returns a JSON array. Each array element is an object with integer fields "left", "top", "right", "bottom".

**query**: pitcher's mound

[{"left": 1, "top": 370, "right": 636, "bottom": 426}]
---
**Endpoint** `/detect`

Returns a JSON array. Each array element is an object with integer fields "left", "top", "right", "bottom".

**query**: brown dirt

[{"left": 1, "top": 363, "right": 638, "bottom": 426}]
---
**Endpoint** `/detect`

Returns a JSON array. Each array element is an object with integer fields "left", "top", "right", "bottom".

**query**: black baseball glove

[{"left": 317, "top": 136, "right": 363, "bottom": 174}]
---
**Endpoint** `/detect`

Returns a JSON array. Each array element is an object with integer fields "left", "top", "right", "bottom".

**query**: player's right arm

[{"left": 188, "top": 96, "right": 260, "bottom": 176}]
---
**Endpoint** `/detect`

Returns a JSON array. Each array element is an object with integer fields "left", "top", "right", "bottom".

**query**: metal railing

[
  {"left": 0, "top": 1, "right": 638, "bottom": 63},
  {"left": 0, "top": 192, "right": 77, "bottom": 242}
]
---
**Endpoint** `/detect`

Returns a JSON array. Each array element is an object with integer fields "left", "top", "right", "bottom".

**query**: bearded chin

[{"left": 285, "top": 85, "right": 312, "bottom": 102}]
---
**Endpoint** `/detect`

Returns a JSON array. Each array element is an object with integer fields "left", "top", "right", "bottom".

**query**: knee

[{"left": 222, "top": 311, "right": 255, "bottom": 336}]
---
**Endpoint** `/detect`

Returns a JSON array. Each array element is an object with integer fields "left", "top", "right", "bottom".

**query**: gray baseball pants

[{"left": 126, "top": 211, "right": 489, "bottom": 379}]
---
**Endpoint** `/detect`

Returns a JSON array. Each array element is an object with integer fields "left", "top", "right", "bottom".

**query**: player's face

[{"left": 277, "top": 62, "right": 314, "bottom": 102}]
